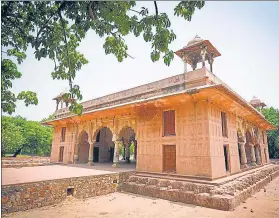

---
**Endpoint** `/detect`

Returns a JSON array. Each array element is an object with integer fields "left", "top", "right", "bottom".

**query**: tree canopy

[
  {"left": 1, "top": 1, "right": 205, "bottom": 115},
  {"left": 262, "top": 107, "right": 279, "bottom": 158},
  {"left": 1, "top": 116, "right": 53, "bottom": 157}
]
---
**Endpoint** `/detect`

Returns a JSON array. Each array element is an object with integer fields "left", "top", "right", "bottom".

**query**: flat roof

[{"left": 43, "top": 83, "right": 275, "bottom": 130}]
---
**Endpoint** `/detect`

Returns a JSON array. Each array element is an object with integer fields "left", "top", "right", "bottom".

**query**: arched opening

[
  {"left": 93, "top": 127, "right": 113, "bottom": 163},
  {"left": 78, "top": 131, "right": 90, "bottom": 163},
  {"left": 245, "top": 131, "right": 252, "bottom": 164},
  {"left": 119, "top": 127, "right": 136, "bottom": 163},
  {"left": 237, "top": 132, "right": 242, "bottom": 166}
]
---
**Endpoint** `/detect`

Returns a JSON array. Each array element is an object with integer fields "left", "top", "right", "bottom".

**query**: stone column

[
  {"left": 134, "top": 140, "right": 137, "bottom": 160},
  {"left": 73, "top": 142, "right": 79, "bottom": 164},
  {"left": 88, "top": 140, "right": 95, "bottom": 166},
  {"left": 239, "top": 142, "right": 247, "bottom": 168},
  {"left": 250, "top": 144, "right": 257, "bottom": 166},
  {"left": 255, "top": 146, "right": 261, "bottom": 165},
  {"left": 125, "top": 143, "right": 131, "bottom": 163},
  {"left": 265, "top": 147, "right": 269, "bottom": 163},
  {"left": 112, "top": 139, "right": 121, "bottom": 168}
]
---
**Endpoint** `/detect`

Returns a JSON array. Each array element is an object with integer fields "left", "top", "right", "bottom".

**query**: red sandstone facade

[{"left": 44, "top": 36, "right": 275, "bottom": 180}]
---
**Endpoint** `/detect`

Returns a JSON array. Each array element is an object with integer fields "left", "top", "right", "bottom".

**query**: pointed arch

[{"left": 77, "top": 131, "right": 89, "bottom": 163}]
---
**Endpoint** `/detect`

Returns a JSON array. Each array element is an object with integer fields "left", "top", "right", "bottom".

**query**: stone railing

[
  {"left": 2, "top": 157, "right": 50, "bottom": 168},
  {"left": 54, "top": 72, "right": 187, "bottom": 119}
]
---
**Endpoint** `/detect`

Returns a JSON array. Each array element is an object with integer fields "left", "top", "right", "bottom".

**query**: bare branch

[
  {"left": 58, "top": 1, "right": 73, "bottom": 94},
  {"left": 154, "top": 1, "right": 158, "bottom": 19},
  {"left": 129, "top": 8, "right": 141, "bottom": 14},
  {"left": 88, "top": 2, "right": 96, "bottom": 20},
  {"left": 127, "top": 53, "right": 135, "bottom": 59}
]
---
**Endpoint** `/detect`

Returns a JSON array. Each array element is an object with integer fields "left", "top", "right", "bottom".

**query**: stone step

[
  {"left": 126, "top": 175, "right": 214, "bottom": 194},
  {"left": 121, "top": 165, "right": 279, "bottom": 211}
]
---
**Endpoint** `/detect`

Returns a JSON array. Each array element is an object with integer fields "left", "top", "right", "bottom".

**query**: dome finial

[{"left": 187, "top": 35, "right": 203, "bottom": 46}]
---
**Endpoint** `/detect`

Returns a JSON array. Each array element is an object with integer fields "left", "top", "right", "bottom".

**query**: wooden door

[
  {"left": 59, "top": 146, "right": 64, "bottom": 162},
  {"left": 163, "top": 145, "right": 176, "bottom": 172}
]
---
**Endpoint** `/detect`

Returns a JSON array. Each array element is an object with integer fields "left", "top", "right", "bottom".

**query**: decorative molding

[{"left": 54, "top": 74, "right": 186, "bottom": 119}]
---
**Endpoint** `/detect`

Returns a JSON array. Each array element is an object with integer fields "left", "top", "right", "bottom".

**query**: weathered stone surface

[
  {"left": 2, "top": 157, "right": 50, "bottom": 168},
  {"left": 122, "top": 165, "right": 279, "bottom": 211},
  {"left": 2, "top": 171, "right": 134, "bottom": 214}
]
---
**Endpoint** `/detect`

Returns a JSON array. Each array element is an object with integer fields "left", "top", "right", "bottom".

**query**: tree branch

[
  {"left": 110, "top": 31, "right": 135, "bottom": 59},
  {"left": 129, "top": 8, "right": 141, "bottom": 14},
  {"left": 35, "top": 14, "right": 55, "bottom": 43},
  {"left": 58, "top": 1, "right": 73, "bottom": 95},
  {"left": 88, "top": 2, "right": 94, "bottom": 19},
  {"left": 154, "top": 1, "right": 158, "bottom": 19},
  {"left": 6, "top": 18, "right": 27, "bottom": 39},
  {"left": 2, "top": 1, "right": 12, "bottom": 18}
]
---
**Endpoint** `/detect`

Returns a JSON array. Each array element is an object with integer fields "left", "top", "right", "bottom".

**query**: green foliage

[
  {"left": 1, "top": 117, "right": 25, "bottom": 156},
  {"left": 130, "top": 141, "right": 135, "bottom": 155},
  {"left": 40, "top": 113, "right": 55, "bottom": 122},
  {"left": 262, "top": 107, "right": 279, "bottom": 158},
  {"left": 1, "top": 1, "right": 205, "bottom": 115},
  {"left": 1, "top": 116, "right": 53, "bottom": 157}
]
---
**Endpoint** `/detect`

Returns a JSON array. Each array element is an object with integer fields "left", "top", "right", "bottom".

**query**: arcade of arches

[
  {"left": 236, "top": 121, "right": 269, "bottom": 170},
  {"left": 73, "top": 124, "right": 137, "bottom": 167}
]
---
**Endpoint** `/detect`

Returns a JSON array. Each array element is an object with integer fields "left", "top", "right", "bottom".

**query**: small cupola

[
  {"left": 175, "top": 35, "right": 221, "bottom": 73},
  {"left": 250, "top": 96, "right": 266, "bottom": 110},
  {"left": 53, "top": 91, "right": 76, "bottom": 112}
]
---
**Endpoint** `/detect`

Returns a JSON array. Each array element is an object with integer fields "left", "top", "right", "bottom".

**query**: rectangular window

[
  {"left": 262, "top": 131, "right": 265, "bottom": 144},
  {"left": 163, "top": 110, "right": 175, "bottom": 136},
  {"left": 59, "top": 146, "right": 64, "bottom": 162},
  {"left": 61, "top": 127, "right": 66, "bottom": 142},
  {"left": 221, "top": 112, "right": 228, "bottom": 137}
]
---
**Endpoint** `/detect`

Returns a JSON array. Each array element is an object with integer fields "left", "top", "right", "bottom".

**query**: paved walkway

[
  {"left": 5, "top": 174, "right": 279, "bottom": 218},
  {"left": 2, "top": 162, "right": 135, "bottom": 185}
]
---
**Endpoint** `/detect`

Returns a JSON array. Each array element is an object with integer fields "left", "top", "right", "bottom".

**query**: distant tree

[
  {"left": 262, "top": 107, "right": 279, "bottom": 158},
  {"left": 1, "top": 1, "right": 205, "bottom": 115},
  {"left": 41, "top": 113, "right": 55, "bottom": 122},
  {"left": 1, "top": 116, "right": 25, "bottom": 156},
  {"left": 1, "top": 116, "right": 53, "bottom": 157}
]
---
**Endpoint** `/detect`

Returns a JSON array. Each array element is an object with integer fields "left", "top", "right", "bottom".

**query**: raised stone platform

[
  {"left": 122, "top": 164, "right": 279, "bottom": 211},
  {"left": 2, "top": 165, "right": 134, "bottom": 214},
  {"left": 2, "top": 157, "right": 50, "bottom": 168}
]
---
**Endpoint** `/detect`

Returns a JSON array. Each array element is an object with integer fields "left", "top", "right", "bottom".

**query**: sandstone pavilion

[{"left": 43, "top": 35, "right": 278, "bottom": 210}]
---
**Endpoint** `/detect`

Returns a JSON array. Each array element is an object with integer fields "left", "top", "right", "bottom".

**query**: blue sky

[{"left": 8, "top": 1, "right": 279, "bottom": 121}]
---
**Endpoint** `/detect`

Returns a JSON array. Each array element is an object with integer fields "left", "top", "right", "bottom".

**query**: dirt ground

[{"left": 6, "top": 176, "right": 279, "bottom": 218}]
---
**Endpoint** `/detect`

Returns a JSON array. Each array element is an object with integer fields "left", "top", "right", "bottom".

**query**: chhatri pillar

[
  {"left": 250, "top": 96, "right": 266, "bottom": 113},
  {"left": 175, "top": 35, "right": 221, "bottom": 73},
  {"left": 53, "top": 91, "right": 76, "bottom": 112}
]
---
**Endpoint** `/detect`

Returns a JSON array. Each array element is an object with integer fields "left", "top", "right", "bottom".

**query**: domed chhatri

[
  {"left": 53, "top": 91, "right": 76, "bottom": 111},
  {"left": 250, "top": 96, "right": 266, "bottom": 109},
  {"left": 175, "top": 35, "right": 221, "bottom": 73},
  {"left": 186, "top": 34, "right": 203, "bottom": 47}
]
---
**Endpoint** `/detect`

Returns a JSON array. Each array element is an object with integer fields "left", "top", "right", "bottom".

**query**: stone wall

[
  {"left": 122, "top": 164, "right": 279, "bottom": 211},
  {"left": 2, "top": 171, "right": 135, "bottom": 214},
  {"left": 208, "top": 103, "right": 240, "bottom": 178},
  {"left": 2, "top": 157, "right": 50, "bottom": 168}
]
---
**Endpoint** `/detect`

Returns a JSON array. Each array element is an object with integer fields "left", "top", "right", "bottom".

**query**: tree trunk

[{"left": 13, "top": 147, "right": 22, "bottom": 157}]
